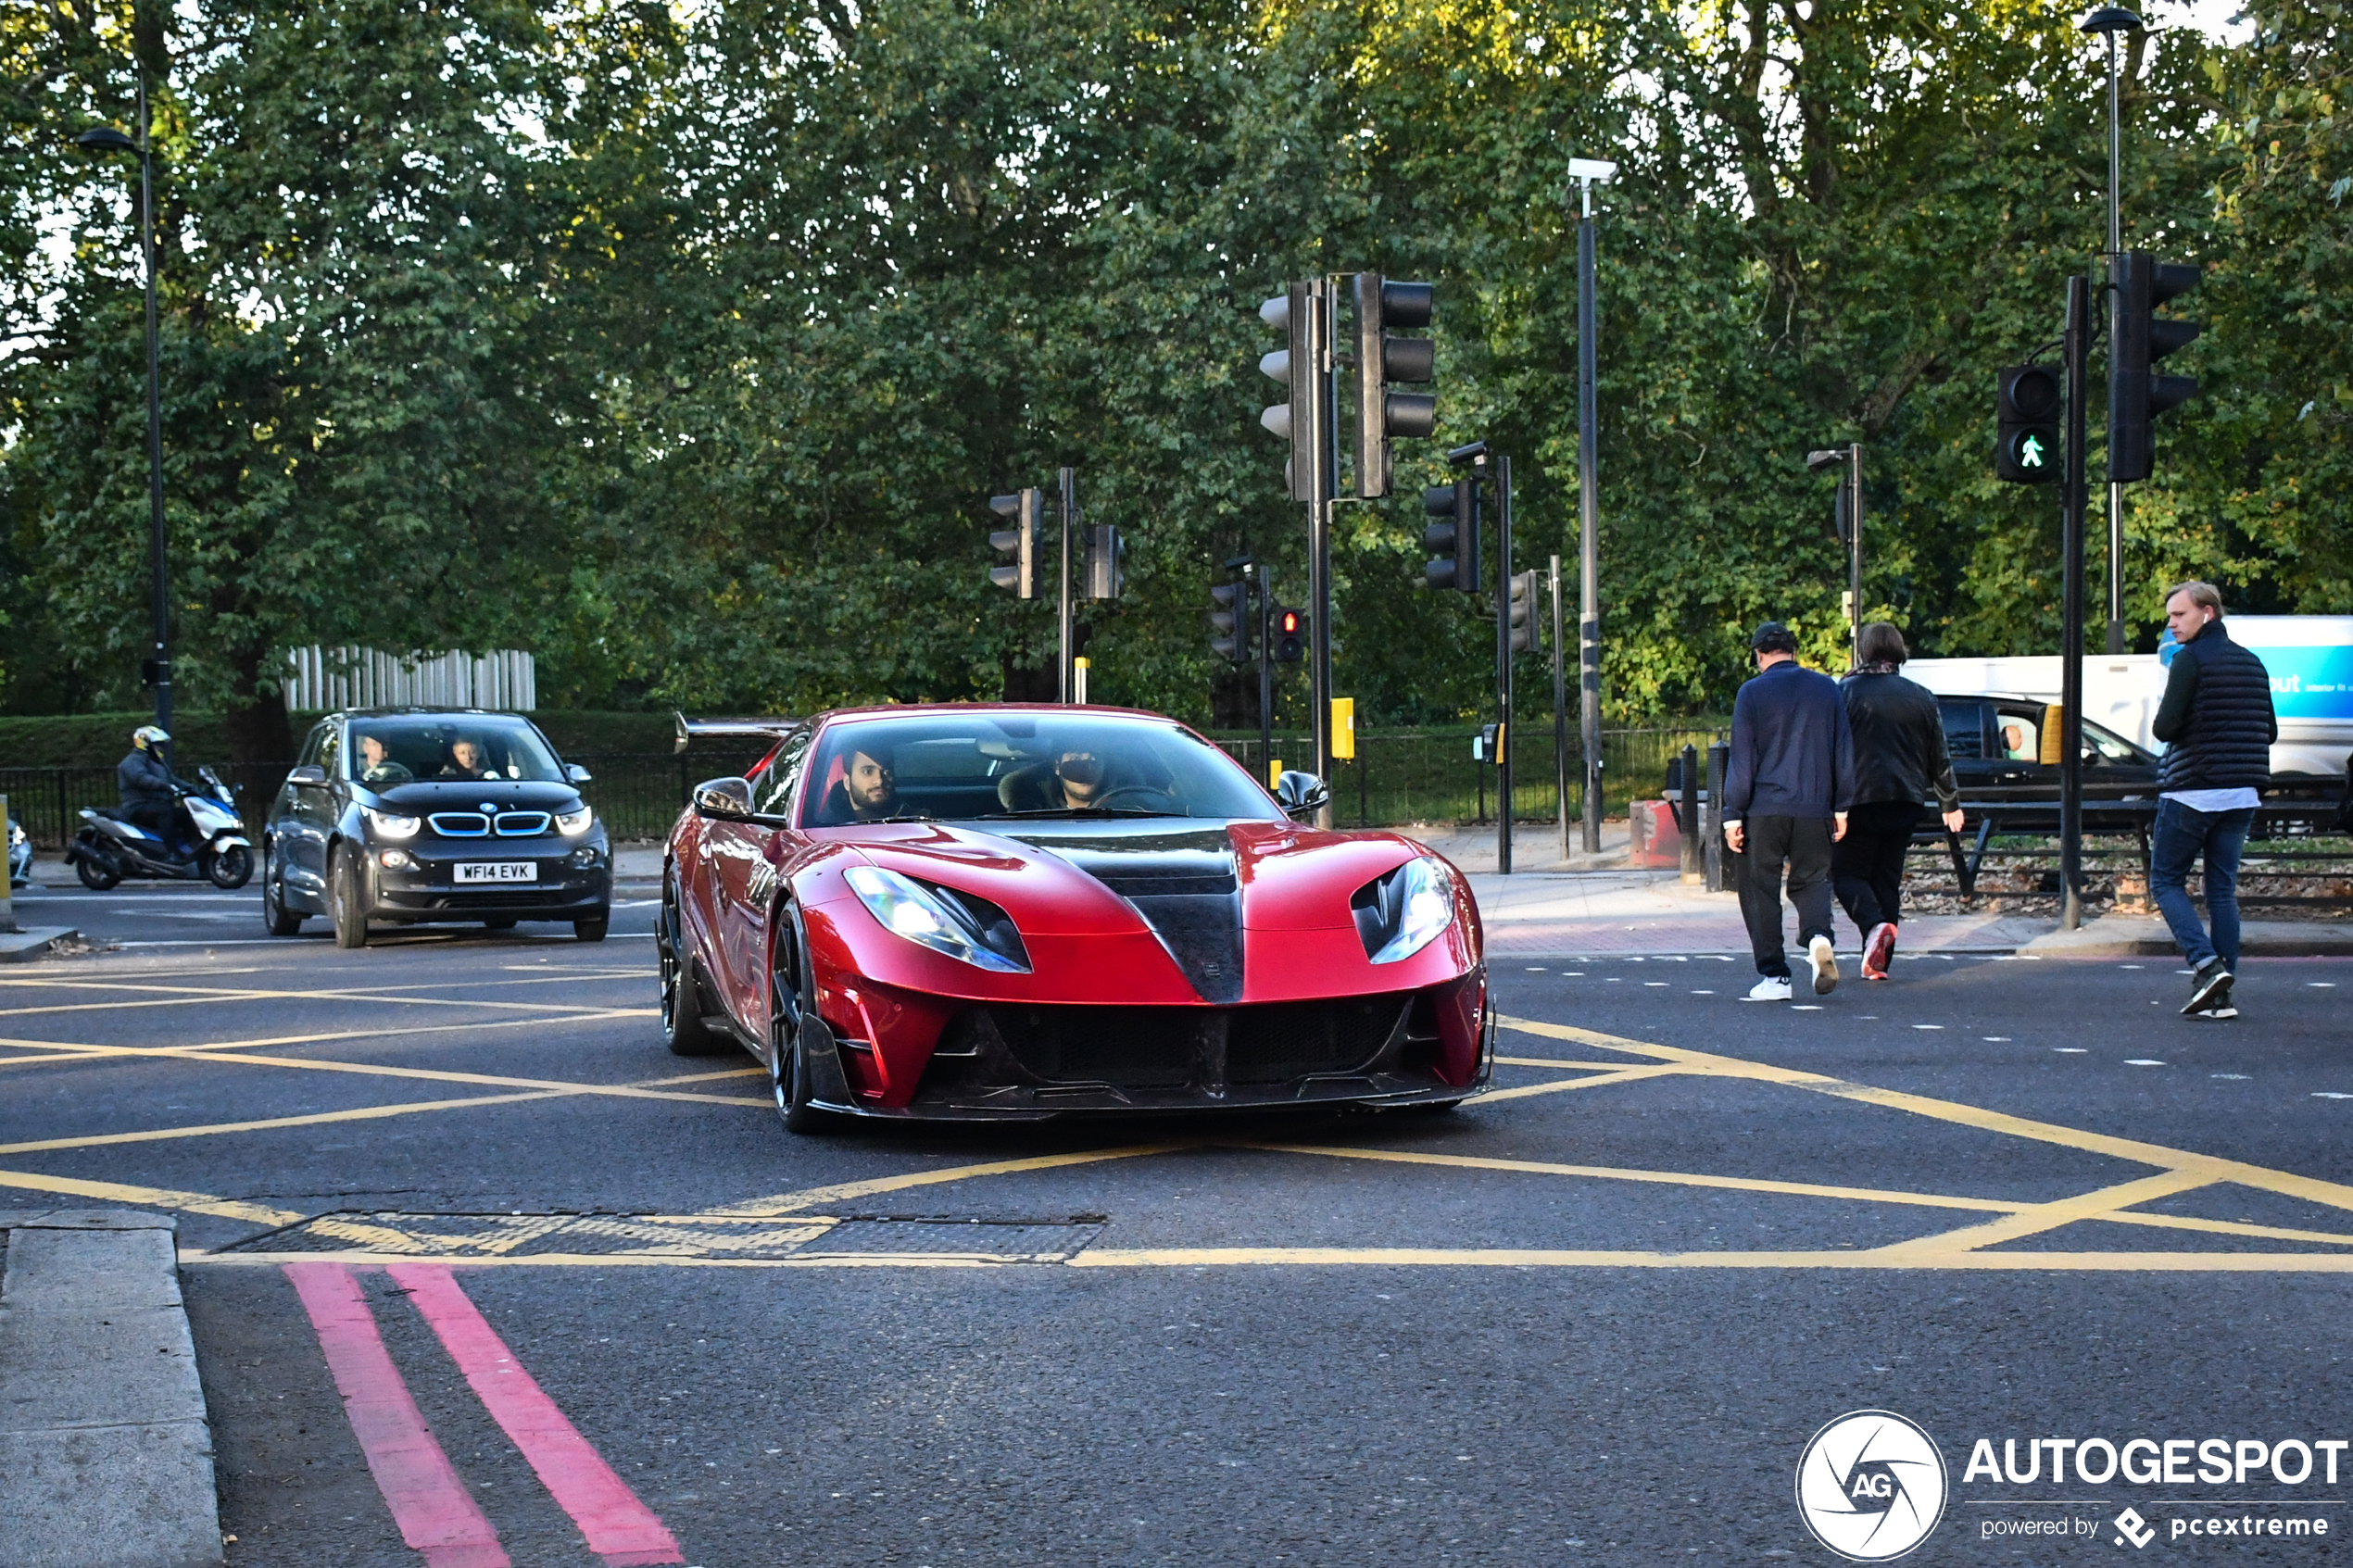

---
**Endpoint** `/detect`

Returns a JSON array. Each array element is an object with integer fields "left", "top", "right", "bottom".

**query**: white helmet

[{"left": 132, "top": 724, "right": 170, "bottom": 750}]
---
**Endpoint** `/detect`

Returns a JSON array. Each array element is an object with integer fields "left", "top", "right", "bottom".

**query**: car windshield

[
  {"left": 345, "top": 717, "right": 563, "bottom": 787},
  {"left": 800, "top": 713, "right": 1280, "bottom": 827}
]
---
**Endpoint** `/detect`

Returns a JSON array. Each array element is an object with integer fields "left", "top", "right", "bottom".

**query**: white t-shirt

[{"left": 2161, "top": 787, "right": 2260, "bottom": 813}]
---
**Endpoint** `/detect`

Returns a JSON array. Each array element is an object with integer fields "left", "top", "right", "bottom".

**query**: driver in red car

[{"left": 820, "top": 746, "right": 900, "bottom": 822}]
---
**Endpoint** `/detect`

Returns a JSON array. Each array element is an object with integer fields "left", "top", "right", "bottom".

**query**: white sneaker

[
  {"left": 1808, "top": 935, "right": 1840, "bottom": 996},
  {"left": 1746, "top": 975, "right": 1793, "bottom": 1002}
]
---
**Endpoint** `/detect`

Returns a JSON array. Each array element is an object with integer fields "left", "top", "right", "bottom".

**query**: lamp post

[
  {"left": 1806, "top": 445, "right": 1863, "bottom": 658},
  {"left": 1567, "top": 156, "right": 1617, "bottom": 854},
  {"left": 2082, "top": 5, "right": 2142, "bottom": 655},
  {"left": 77, "top": 69, "right": 170, "bottom": 758}
]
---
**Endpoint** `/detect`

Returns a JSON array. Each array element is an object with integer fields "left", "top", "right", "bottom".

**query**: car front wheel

[
  {"left": 261, "top": 848, "right": 301, "bottom": 936},
  {"left": 329, "top": 842, "right": 370, "bottom": 949},
  {"left": 659, "top": 872, "right": 725, "bottom": 1056}
]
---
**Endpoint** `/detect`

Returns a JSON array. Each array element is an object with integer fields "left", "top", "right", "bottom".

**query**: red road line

[
  {"left": 284, "top": 1262, "right": 511, "bottom": 1568},
  {"left": 390, "top": 1263, "right": 685, "bottom": 1568}
]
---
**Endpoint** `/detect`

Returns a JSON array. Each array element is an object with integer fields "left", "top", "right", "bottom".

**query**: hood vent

[{"left": 996, "top": 825, "right": 1244, "bottom": 1004}]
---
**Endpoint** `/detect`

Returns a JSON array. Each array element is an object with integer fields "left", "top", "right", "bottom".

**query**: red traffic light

[{"left": 1279, "top": 610, "right": 1301, "bottom": 634}]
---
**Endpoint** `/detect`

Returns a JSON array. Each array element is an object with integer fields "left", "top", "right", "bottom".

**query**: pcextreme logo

[{"left": 1795, "top": 1410, "right": 1950, "bottom": 1562}]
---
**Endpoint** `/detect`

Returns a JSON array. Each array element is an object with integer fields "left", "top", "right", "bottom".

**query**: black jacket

[
  {"left": 1840, "top": 668, "right": 1961, "bottom": 813},
  {"left": 117, "top": 748, "right": 185, "bottom": 807},
  {"left": 2152, "top": 621, "right": 2277, "bottom": 791},
  {"left": 1723, "top": 660, "right": 1856, "bottom": 822}
]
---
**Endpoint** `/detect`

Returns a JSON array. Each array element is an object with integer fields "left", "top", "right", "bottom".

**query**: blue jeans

[{"left": 2149, "top": 798, "right": 2255, "bottom": 970}]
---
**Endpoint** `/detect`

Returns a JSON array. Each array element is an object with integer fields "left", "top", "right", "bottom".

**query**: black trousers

[
  {"left": 1832, "top": 800, "right": 1922, "bottom": 935},
  {"left": 1736, "top": 815, "right": 1835, "bottom": 978}
]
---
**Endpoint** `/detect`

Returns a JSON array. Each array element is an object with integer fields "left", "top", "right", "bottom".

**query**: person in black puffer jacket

[
  {"left": 2150, "top": 581, "right": 2277, "bottom": 1021},
  {"left": 1835, "top": 624, "right": 1966, "bottom": 980}
]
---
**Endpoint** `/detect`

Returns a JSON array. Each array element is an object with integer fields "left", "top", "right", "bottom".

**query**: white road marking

[
  {"left": 2054, "top": 1047, "right": 2088, "bottom": 1053},
  {"left": 2313, "top": 983, "right": 2338, "bottom": 989},
  {"left": 2125, "top": 1059, "right": 2167, "bottom": 1067},
  {"left": 1913, "top": 1024, "right": 1944, "bottom": 1031},
  {"left": 1692, "top": 990, "right": 1713, "bottom": 996},
  {"left": 2314, "top": 1093, "right": 2353, "bottom": 1100},
  {"left": 1983, "top": 1035, "right": 2011, "bottom": 1041},
  {"left": 2212, "top": 1074, "right": 2250, "bottom": 1081}
]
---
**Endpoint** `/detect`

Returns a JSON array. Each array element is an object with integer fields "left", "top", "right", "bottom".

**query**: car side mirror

[
  {"left": 693, "top": 775, "right": 756, "bottom": 822},
  {"left": 1274, "top": 770, "right": 1330, "bottom": 823},
  {"left": 564, "top": 763, "right": 594, "bottom": 784},
  {"left": 286, "top": 765, "right": 326, "bottom": 790}
]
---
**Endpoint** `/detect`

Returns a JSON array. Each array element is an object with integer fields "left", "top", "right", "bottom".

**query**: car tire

[
  {"left": 573, "top": 916, "right": 608, "bottom": 943},
  {"left": 208, "top": 843, "right": 254, "bottom": 891},
  {"left": 329, "top": 842, "right": 370, "bottom": 949},
  {"left": 73, "top": 852, "right": 120, "bottom": 893},
  {"left": 771, "top": 912, "right": 829, "bottom": 1134},
  {"left": 659, "top": 872, "right": 726, "bottom": 1056},
  {"left": 262, "top": 850, "right": 302, "bottom": 936}
]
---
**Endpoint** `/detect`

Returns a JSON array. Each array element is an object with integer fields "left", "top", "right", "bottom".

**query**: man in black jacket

[
  {"left": 116, "top": 723, "right": 195, "bottom": 859},
  {"left": 2150, "top": 582, "right": 2277, "bottom": 1020},
  {"left": 1723, "top": 621, "right": 1855, "bottom": 1000},
  {"left": 1836, "top": 623, "right": 1966, "bottom": 980}
]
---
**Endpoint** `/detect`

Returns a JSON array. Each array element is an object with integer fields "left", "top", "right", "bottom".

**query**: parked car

[
  {"left": 1936, "top": 694, "right": 2160, "bottom": 798},
  {"left": 260, "top": 708, "right": 611, "bottom": 947},
  {"left": 661, "top": 704, "right": 1492, "bottom": 1132}
]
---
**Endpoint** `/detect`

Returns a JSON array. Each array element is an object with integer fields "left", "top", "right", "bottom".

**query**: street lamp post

[
  {"left": 1567, "top": 156, "right": 1616, "bottom": 855},
  {"left": 1806, "top": 445, "right": 1863, "bottom": 658},
  {"left": 77, "top": 68, "right": 170, "bottom": 759},
  {"left": 2082, "top": 5, "right": 2142, "bottom": 655}
]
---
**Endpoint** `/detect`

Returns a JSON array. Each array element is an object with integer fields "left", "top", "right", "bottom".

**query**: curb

[
  {"left": 2020, "top": 919, "right": 2353, "bottom": 960},
  {"left": 0, "top": 1210, "right": 222, "bottom": 1568},
  {"left": 0, "top": 929, "right": 79, "bottom": 964}
]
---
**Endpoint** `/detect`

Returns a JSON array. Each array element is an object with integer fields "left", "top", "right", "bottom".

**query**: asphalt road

[{"left": 4, "top": 877, "right": 2351, "bottom": 1566}]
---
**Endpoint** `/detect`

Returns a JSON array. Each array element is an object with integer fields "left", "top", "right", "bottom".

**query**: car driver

[
  {"left": 1052, "top": 749, "right": 1106, "bottom": 809},
  {"left": 355, "top": 732, "right": 413, "bottom": 786}
]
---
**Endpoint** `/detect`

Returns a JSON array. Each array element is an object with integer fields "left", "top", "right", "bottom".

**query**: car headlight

[
  {"left": 1353, "top": 856, "right": 1457, "bottom": 965},
  {"left": 8, "top": 822, "right": 23, "bottom": 847},
  {"left": 365, "top": 808, "right": 422, "bottom": 840},
  {"left": 556, "top": 806, "right": 594, "bottom": 836},
  {"left": 843, "top": 865, "right": 1030, "bottom": 973}
]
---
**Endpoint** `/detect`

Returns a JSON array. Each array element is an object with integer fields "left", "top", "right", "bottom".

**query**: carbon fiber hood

[{"left": 988, "top": 822, "right": 1244, "bottom": 1004}]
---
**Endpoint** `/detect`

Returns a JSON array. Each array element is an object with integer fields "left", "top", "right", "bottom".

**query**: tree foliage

[{"left": 0, "top": 0, "right": 2344, "bottom": 760}]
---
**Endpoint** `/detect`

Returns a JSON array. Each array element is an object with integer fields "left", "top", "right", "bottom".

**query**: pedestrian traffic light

[
  {"left": 1992, "top": 366, "right": 2061, "bottom": 484},
  {"left": 1422, "top": 479, "right": 1480, "bottom": 592},
  {"left": 2108, "top": 251, "right": 2200, "bottom": 483},
  {"left": 1209, "top": 579, "right": 1251, "bottom": 664},
  {"left": 1087, "top": 525, "right": 1124, "bottom": 600},
  {"left": 1507, "top": 570, "right": 1539, "bottom": 654},
  {"left": 1272, "top": 606, "right": 1305, "bottom": 663},
  {"left": 1258, "top": 285, "right": 1324, "bottom": 502},
  {"left": 1352, "top": 273, "right": 1438, "bottom": 499},
  {"left": 988, "top": 490, "right": 1041, "bottom": 598}
]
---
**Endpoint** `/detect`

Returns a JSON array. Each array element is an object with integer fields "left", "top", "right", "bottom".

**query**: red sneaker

[{"left": 1862, "top": 922, "right": 1897, "bottom": 980}]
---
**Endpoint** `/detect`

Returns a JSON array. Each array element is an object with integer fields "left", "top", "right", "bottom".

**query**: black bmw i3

[{"left": 261, "top": 709, "right": 612, "bottom": 947}]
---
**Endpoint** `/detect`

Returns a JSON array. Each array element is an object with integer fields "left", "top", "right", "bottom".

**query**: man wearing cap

[{"left": 1722, "top": 622, "right": 1855, "bottom": 1000}]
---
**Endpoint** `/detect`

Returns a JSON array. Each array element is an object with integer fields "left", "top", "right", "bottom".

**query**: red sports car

[{"left": 659, "top": 704, "right": 1491, "bottom": 1130}]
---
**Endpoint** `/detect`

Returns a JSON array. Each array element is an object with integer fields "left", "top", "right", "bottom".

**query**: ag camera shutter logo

[{"left": 1795, "top": 1410, "right": 1949, "bottom": 1562}]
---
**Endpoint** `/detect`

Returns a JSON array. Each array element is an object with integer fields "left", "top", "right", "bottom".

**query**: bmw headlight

[
  {"left": 556, "top": 806, "right": 594, "bottom": 836},
  {"left": 844, "top": 865, "right": 1030, "bottom": 973},
  {"left": 365, "top": 808, "right": 422, "bottom": 840},
  {"left": 8, "top": 822, "right": 23, "bottom": 847},
  {"left": 1353, "top": 856, "right": 1457, "bottom": 965}
]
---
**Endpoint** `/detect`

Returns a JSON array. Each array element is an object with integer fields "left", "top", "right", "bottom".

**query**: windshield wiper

[
  {"left": 974, "top": 807, "right": 1180, "bottom": 820},
  {"left": 855, "top": 812, "right": 938, "bottom": 824}
]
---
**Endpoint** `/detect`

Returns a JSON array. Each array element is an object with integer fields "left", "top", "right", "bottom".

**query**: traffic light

[
  {"left": 1209, "top": 578, "right": 1251, "bottom": 664},
  {"left": 988, "top": 489, "right": 1041, "bottom": 598},
  {"left": 1352, "top": 273, "right": 1437, "bottom": 499},
  {"left": 1422, "top": 479, "right": 1480, "bottom": 592},
  {"left": 1993, "top": 366, "right": 2061, "bottom": 483},
  {"left": 1088, "top": 525, "right": 1124, "bottom": 600},
  {"left": 1507, "top": 570, "right": 1539, "bottom": 654},
  {"left": 2108, "top": 251, "right": 2200, "bottom": 483},
  {"left": 1258, "top": 284, "right": 1324, "bottom": 501},
  {"left": 1272, "top": 606, "right": 1305, "bottom": 663}
]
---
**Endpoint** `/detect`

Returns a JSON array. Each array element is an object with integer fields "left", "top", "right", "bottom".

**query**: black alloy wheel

[
  {"left": 261, "top": 847, "right": 301, "bottom": 936},
  {"left": 573, "top": 914, "right": 609, "bottom": 943},
  {"left": 208, "top": 843, "right": 254, "bottom": 891},
  {"left": 329, "top": 841, "right": 370, "bottom": 949},
  {"left": 771, "top": 910, "right": 827, "bottom": 1134},
  {"left": 659, "top": 871, "right": 725, "bottom": 1056}
]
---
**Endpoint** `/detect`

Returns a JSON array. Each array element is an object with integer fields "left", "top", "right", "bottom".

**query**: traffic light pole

[
  {"left": 1846, "top": 446, "right": 1863, "bottom": 659},
  {"left": 2060, "top": 274, "right": 2091, "bottom": 931},
  {"left": 1495, "top": 456, "right": 1514, "bottom": 875},
  {"left": 1257, "top": 571, "right": 1273, "bottom": 780},
  {"left": 1550, "top": 554, "right": 1568, "bottom": 859},
  {"left": 1576, "top": 183, "right": 1604, "bottom": 854},
  {"left": 1057, "top": 467, "right": 1077, "bottom": 703},
  {"left": 2091, "top": 7, "right": 2136, "bottom": 654},
  {"left": 1308, "top": 278, "right": 1337, "bottom": 826}
]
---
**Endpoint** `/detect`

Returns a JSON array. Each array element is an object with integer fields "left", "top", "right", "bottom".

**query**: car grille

[
  {"left": 429, "top": 812, "right": 490, "bottom": 836},
  {"left": 967, "top": 995, "right": 1408, "bottom": 1090},
  {"left": 495, "top": 811, "right": 551, "bottom": 836}
]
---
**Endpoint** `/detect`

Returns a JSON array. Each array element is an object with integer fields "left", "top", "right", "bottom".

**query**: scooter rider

[{"left": 118, "top": 725, "right": 199, "bottom": 859}]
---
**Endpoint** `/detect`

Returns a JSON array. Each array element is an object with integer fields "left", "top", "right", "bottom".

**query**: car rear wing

[{"left": 673, "top": 712, "right": 804, "bottom": 755}]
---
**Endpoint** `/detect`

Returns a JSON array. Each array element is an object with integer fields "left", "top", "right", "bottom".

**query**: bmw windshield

[
  {"left": 801, "top": 714, "right": 1281, "bottom": 828},
  {"left": 346, "top": 717, "right": 564, "bottom": 788}
]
